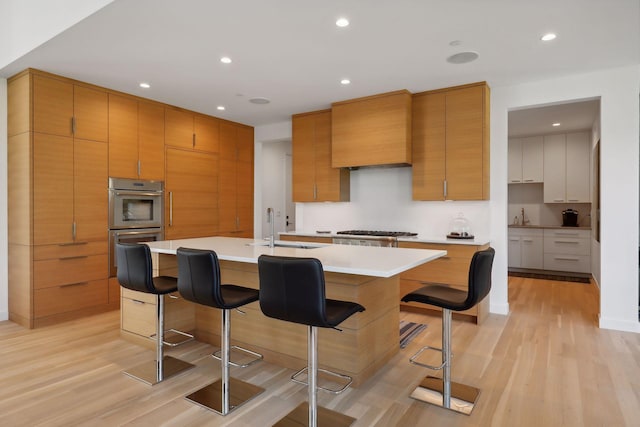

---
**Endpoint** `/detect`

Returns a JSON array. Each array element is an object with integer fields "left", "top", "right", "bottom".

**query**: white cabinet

[
  {"left": 543, "top": 132, "right": 590, "bottom": 203},
  {"left": 508, "top": 228, "right": 543, "bottom": 269},
  {"left": 508, "top": 136, "right": 543, "bottom": 184},
  {"left": 543, "top": 229, "right": 591, "bottom": 273}
]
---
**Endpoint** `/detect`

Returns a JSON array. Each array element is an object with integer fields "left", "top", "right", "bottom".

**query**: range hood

[{"left": 331, "top": 90, "right": 412, "bottom": 168}]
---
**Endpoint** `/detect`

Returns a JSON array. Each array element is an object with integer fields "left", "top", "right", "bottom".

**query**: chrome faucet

[
  {"left": 521, "top": 208, "right": 530, "bottom": 226},
  {"left": 267, "top": 208, "right": 275, "bottom": 248}
]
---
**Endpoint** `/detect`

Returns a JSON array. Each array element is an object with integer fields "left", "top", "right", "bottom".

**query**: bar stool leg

[
  {"left": 408, "top": 308, "right": 481, "bottom": 415},
  {"left": 185, "top": 308, "right": 264, "bottom": 415},
  {"left": 309, "top": 325, "right": 318, "bottom": 427},
  {"left": 124, "top": 295, "right": 195, "bottom": 385}
]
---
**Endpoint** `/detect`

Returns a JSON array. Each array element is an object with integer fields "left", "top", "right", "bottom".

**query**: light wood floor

[{"left": 1, "top": 277, "right": 639, "bottom": 426}]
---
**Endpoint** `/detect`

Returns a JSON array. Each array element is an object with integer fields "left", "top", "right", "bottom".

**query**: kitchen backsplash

[
  {"left": 508, "top": 183, "right": 592, "bottom": 226},
  {"left": 295, "top": 167, "right": 491, "bottom": 236}
]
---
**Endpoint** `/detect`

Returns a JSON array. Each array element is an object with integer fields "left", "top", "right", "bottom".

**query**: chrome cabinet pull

[
  {"left": 169, "top": 191, "right": 173, "bottom": 226},
  {"left": 443, "top": 180, "right": 448, "bottom": 198},
  {"left": 72, "top": 221, "right": 77, "bottom": 240},
  {"left": 137, "top": 160, "right": 141, "bottom": 177},
  {"left": 313, "top": 184, "right": 317, "bottom": 200},
  {"left": 59, "top": 242, "right": 87, "bottom": 246}
]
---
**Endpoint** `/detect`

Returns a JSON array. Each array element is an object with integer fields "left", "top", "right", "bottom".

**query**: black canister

[{"left": 562, "top": 209, "right": 579, "bottom": 227}]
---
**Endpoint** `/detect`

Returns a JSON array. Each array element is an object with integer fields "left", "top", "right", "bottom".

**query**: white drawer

[
  {"left": 543, "top": 253, "right": 591, "bottom": 273},
  {"left": 508, "top": 228, "right": 543, "bottom": 237},
  {"left": 544, "top": 237, "right": 590, "bottom": 256},
  {"left": 543, "top": 229, "right": 591, "bottom": 239}
]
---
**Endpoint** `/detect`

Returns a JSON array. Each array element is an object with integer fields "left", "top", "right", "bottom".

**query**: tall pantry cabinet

[{"left": 7, "top": 70, "right": 113, "bottom": 328}]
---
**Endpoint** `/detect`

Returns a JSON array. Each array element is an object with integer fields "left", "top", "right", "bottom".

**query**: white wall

[
  {"left": 260, "top": 141, "right": 290, "bottom": 239},
  {"left": 0, "top": 78, "right": 7, "bottom": 321},
  {"left": 591, "top": 111, "right": 602, "bottom": 287},
  {"left": 491, "top": 65, "right": 640, "bottom": 332},
  {"left": 0, "top": 0, "right": 114, "bottom": 68}
]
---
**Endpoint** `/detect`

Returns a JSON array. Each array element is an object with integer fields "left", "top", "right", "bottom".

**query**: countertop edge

[{"left": 279, "top": 231, "right": 491, "bottom": 246}]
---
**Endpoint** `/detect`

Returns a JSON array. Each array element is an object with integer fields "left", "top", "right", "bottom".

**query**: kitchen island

[{"left": 124, "top": 236, "right": 445, "bottom": 386}]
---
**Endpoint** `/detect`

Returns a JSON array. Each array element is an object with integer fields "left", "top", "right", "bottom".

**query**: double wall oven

[{"left": 108, "top": 177, "right": 164, "bottom": 277}]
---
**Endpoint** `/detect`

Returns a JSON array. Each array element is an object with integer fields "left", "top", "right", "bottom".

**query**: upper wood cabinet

[
  {"left": 412, "top": 82, "right": 490, "bottom": 201},
  {"left": 108, "top": 94, "right": 165, "bottom": 180},
  {"left": 292, "top": 109, "right": 350, "bottom": 202},
  {"left": 33, "top": 74, "right": 108, "bottom": 142},
  {"left": 218, "top": 122, "right": 254, "bottom": 236},
  {"left": 165, "top": 107, "right": 219, "bottom": 153},
  {"left": 331, "top": 90, "right": 412, "bottom": 168}
]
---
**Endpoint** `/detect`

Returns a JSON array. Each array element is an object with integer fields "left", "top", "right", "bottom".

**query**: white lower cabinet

[
  {"left": 543, "top": 229, "right": 591, "bottom": 273},
  {"left": 508, "top": 228, "right": 543, "bottom": 269}
]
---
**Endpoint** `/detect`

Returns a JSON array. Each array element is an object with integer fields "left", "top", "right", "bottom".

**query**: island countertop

[{"left": 145, "top": 236, "right": 446, "bottom": 278}]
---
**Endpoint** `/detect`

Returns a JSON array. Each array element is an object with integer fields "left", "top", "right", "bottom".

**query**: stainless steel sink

[{"left": 248, "top": 241, "right": 327, "bottom": 249}]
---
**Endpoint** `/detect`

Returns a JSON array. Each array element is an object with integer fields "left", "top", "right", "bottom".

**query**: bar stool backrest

[
  {"left": 257, "top": 255, "right": 330, "bottom": 328},
  {"left": 116, "top": 243, "right": 156, "bottom": 294},
  {"left": 463, "top": 247, "right": 495, "bottom": 311},
  {"left": 176, "top": 247, "right": 225, "bottom": 308}
]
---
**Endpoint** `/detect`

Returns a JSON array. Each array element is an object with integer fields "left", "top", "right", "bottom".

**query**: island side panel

[{"left": 192, "top": 260, "right": 400, "bottom": 387}]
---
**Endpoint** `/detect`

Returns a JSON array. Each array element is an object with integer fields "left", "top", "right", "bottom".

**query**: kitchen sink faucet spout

[{"left": 267, "top": 208, "right": 275, "bottom": 248}]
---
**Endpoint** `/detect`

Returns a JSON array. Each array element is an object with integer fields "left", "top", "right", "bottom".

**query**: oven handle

[
  {"left": 112, "top": 229, "right": 163, "bottom": 237},
  {"left": 113, "top": 191, "right": 163, "bottom": 197},
  {"left": 169, "top": 191, "right": 173, "bottom": 226}
]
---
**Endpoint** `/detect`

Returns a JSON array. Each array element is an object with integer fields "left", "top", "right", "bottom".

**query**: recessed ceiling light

[
  {"left": 249, "top": 97, "right": 270, "bottom": 105},
  {"left": 336, "top": 17, "right": 349, "bottom": 27},
  {"left": 340, "top": 79, "right": 351, "bottom": 85},
  {"left": 139, "top": 82, "right": 150, "bottom": 89},
  {"left": 220, "top": 56, "right": 232, "bottom": 64},
  {"left": 446, "top": 51, "right": 479, "bottom": 64},
  {"left": 217, "top": 106, "right": 226, "bottom": 111},
  {"left": 541, "top": 33, "right": 557, "bottom": 41},
  {"left": 552, "top": 122, "right": 561, "bottom": 127}
]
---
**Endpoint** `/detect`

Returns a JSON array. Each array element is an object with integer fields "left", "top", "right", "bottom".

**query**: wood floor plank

[{"left": 0, "top": 277, "right": 639, "bottom": 426}]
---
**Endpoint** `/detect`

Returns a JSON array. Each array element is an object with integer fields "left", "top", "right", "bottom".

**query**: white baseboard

[
  {"left": 599, "top": 315, "right": 640, "bottom": 333},
  {"left": 490, "top": 302, "right": 509, "bottom": 316}
]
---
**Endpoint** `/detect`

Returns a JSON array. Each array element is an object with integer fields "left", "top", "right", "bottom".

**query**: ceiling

[
  {"left": 1, "top": 0, "right": 638, "bottom": 128},
  {"left": 508, "top": 99, "right": 600, "bottom": 138}
]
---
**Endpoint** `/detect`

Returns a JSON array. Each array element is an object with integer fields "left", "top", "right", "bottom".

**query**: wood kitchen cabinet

[
  {"left": 7, "top": 70, "right": 113, "bottom": 328},
  {"left": 292, "top": 109, "right": 350, "bottom": 202},
  {"left": 508, "top": 136, "right": 543, "bottom": 184},
  {"left": 331, "top": 90, "right": 412, "bottom": 168},
  {"left": 165, "top": 148, "right": 219, "bottom": 239},
  {"left": 412, "top": 82, "right": 490, "bottom": 201},
  {"left": 108, "top": 94, "right": 165, "bottom": 180},
  {"left": 543, "top": 132, "right": 591, "bottom": 203},
  {"left": 165, "top": 107, "right": 220, "bottom": 153},
  {"left": 398, "top": 241, "right": 490, "bottom": 324},
  {"left": 218, "top": 122, "right": 254, "bottom": 236}
]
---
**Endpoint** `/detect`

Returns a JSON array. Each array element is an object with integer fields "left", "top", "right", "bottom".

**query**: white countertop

[
  {"left": 279, "top": 231, "right": 491, "bottom": 246},
  {"left": 508, "top": 225, "right": 591, "bottom": 230},
  {"left": 145, "top": 236, "right": 446, "bottom": 278}
]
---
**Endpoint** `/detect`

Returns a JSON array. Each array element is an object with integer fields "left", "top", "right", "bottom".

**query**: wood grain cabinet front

[
  {"left": 165, "top": 107, "right": 220, "bottom": 153},
  {"left": 412, "top": 82, "right": 490, "bottom": 201},
  {"left": 292, "top": 109, "right": 349, "bottom": 202},
  {"left": 218, "top": 122, "right": 254, "bottom": 236},
  {"left": 398, "top": 241, "right": 490, "bottom": 324}
]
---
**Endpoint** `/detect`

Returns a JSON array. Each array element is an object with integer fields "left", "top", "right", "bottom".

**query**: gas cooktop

[{"left": 336, "top": 230, "right": 418, "bottom": 237}]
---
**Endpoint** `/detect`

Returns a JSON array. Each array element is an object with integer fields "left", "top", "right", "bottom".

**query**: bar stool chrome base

[
  {"left": 123, "top": 356, "right": 194, "bottom": 386},
  {"left": 410, "top": 375, "right": 479, "bottom": 415},
  {"left": 186, "top": 376, "right": 264, "bottom": 415},
  {"left": 160, "top": 328, "right": 194, "bottom": 347},
  {"left": 274, "top": 402, "right": 355, "bottom": 427}
]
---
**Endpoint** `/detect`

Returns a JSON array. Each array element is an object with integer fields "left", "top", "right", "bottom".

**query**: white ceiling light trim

[
  {"left": 139, "top": 82, "right": 150, "bottom": 88},
  {"left": 340, "top": 79, "right": 351, "bottom": 85},
  {"left": 336, "top": 17, "right": 349, "bottom": 27},
  {"left": 541, "top": 33, "right": 557, "bottom": 41},
  {"left": 220, "top": 56, "right": 232, "bottom": 64},
  {"left": 217, "top": 105, "right": 226, "bottom": 110}
]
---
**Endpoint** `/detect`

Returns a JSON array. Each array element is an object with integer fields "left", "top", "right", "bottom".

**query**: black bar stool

[
  {"left": 257, "top": 255, "right": 365, "bottom": 427},
  {"left": 176, "top": 247, "right": 264, "bottom": 415},
  {"left": 116, "top": 243, "right": 195, "bottom": 385},
  {"left": 401, "top": 247, "right": 495, "bottom": 415}
]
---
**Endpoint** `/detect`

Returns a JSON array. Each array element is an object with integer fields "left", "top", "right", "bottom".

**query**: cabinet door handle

[
  {"left": 60, "top": 281, "right": 89, "bottom": 288},
  {"left": 522, "top": 239, "right": 533, "bottom": 243},
  {"left": 132, "top": 299, "right": 146, "bottom": 305},
  {"left": 568, "top": 199, "right": 580, "bottom": 202},
  {"left": 443, "top": 180, "right": 448, "bottom": 198},
  {"left": 71, "top": 117, "right": 76, "bottom": 135},
  {"left": 524, "top": 179, "right": 534, "bottom": 182},
  {"left": 60, "top": 255, "right": 88, "bottom": 261},
  {"left": 137, "top": 160, "right": 141, "bottom": 177},
  {"left": 554, "top": 256, "right": 579, "bottom": 261},
  {"left": 192, "top": 133, "right": 196, "bottom": 148},
  {"left": 313, "top": 184, "right": 317, "bottom": 200},
  {"left": 169, "top": 191, "right": 173, "bottom": 226},
  {"left": 510, "top": 180, "right": 522, "bottom": 183},
  {"left": 553, "top": 198, "right": 564, "bottom": 202},
  {"left": 58, "top": 242, "right": 88, "bottom": 247},
  {"left": 554, "top": 240, "right": 579, "bottom": 244},
  {"left": 72, "top": 222, "right": 77, "bottom": 240}
]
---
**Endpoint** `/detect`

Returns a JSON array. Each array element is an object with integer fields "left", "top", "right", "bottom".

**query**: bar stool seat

[
  {"left": 116, "top": 243, "right": 195, "bottom": 385},
  {"left": 401, "top": 247, "right": 495, "bottom": 415},
  {"left": 177, "top": 247, "right": 264, "bottom": 416},
  {"left": 258, "top": 255, "right": 365, "bottom": 427}
]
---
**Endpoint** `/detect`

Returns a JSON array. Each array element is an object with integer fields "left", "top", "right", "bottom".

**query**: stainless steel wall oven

[{"left": 108, "top": 178, "right": 164, "bottom": 277}]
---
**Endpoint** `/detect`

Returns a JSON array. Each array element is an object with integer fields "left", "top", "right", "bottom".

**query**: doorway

[{"left": 260, "top": 140, "right": 293, "bottom": 239}]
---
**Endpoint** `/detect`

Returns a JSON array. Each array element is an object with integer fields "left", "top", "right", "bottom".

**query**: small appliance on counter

[
  {"left": 562, "top": 208, "right": 579, "bottom": 227},
  {"left": 447, "top": 212, "right": 474, "bottom": 239}
]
